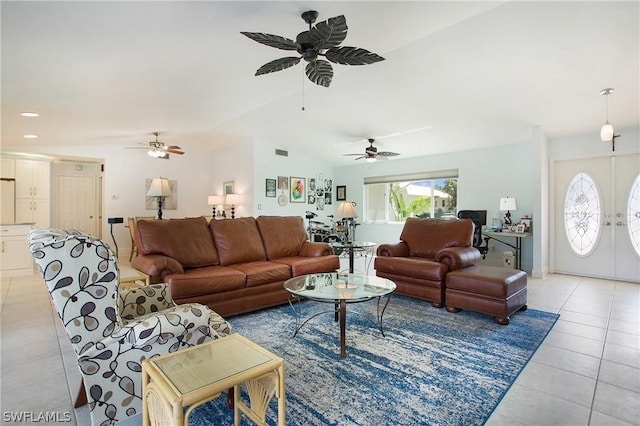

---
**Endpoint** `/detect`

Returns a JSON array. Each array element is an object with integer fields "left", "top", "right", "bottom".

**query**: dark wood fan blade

[
  {"left": 305, "top": 59, "right": 333, "bottom": 87},
  {"left": 378, "top": 151, "right": 400, "bottom": 157},
  {"left": 165, "top": 145, "right": 181, "bottom": 150},
  {"left": 256, "top": 57, "right": 301, "bottom": 75},
  {"left": 353, "top": 155, "right": 365, "bottom": 161},
  {"left": 325, "top": 46, "right": 385, "bottom": 65},
  {"left": 166, "top": 150, "right": 184, "bottom": 155},
  {"left": 309, "top": 15, "right": 347, "bottom": 50},
  {"left": 240, "top": 32, "right": 300, "bottom": 51}
]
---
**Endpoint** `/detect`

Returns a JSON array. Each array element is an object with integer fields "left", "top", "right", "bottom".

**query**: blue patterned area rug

[{"left": 189, "top": 295, "right": 558, "bottom": 426}]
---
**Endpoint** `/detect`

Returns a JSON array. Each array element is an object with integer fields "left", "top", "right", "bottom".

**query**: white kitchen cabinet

[
  {"left": 1, "top": 157, "right": 16, "bottom": 179},
  {"left": 15, "top": 159, "right": 50, "bottom": 226},
  {"left": 0, "top": 224, "right": 33, "bottom": 277},
  {"left": 16, "top": 159, "right": 50, "bottom": 199},
  {"left": 15, "top": 198, "right": 50, "bottom": 226}
]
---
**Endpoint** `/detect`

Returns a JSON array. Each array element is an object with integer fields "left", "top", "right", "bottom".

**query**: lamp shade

[
  {"left": 499, "top": 197, "right": 517, "bottom": 212},
  {"left": 147, "top": 178, "right": 171, "bottom": 197},
  {"left": 336, "top": 201, "right": 358, "bottom": 218},
  {"left": 225, "top": 193, "right": 241, "bottom": 206},
  {"left": 208, "top": 195, "right": 224, "bottom": 206},
  {"left": 600, "top": 122, "right": 614, "bottom": 142}
]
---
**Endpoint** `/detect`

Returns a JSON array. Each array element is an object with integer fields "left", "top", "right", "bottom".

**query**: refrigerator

[{"left": 0, "top": 179, "right": 16, "bottom": 224}]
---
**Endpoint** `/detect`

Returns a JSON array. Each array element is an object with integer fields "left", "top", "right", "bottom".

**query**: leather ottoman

[{"left": 445, "top": 265, "right": 527, "bottom": 325}]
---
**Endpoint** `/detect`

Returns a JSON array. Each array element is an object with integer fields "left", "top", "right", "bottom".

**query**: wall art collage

[{"left": 265, "top": 176, "right": 332, "bottom": 210}]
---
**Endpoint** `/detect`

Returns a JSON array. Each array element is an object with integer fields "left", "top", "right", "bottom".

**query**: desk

[{"left": 482, "top": 231, "right": 531, "bottom": 270}]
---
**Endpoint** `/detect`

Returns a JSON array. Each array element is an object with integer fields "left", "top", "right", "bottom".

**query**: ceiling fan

[
  {"left": 343, "top": 139, "right": 400, "bottom": 163},
  {"left": 125, "top": 132, "right": 185, "bottom": 159},
  {"left": 241, "top": 11, "right": 384, "bottom": 87}
]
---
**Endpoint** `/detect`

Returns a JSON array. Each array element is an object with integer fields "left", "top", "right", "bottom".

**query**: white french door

[
  {"left": 57, "top": 175, "right": 97, "bottom": 236},
  {"left": 553, "top": 153, "right": 640, "bottom": 282}
]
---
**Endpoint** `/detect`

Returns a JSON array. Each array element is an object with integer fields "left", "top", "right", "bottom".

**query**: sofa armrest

[
  {"left": 434, "top": 247, "right": 481, "bottom": 271},
  {"left": 131, "top": 254, "right": 184, "bottom": 284},
  {"left": 299, "top": 241, "right": 335, "bottom": 257},
  {"left": 376, "top": 242, "right": 410, "bottom": 257}
]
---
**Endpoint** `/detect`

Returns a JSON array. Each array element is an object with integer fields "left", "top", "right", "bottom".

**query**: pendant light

[{"left": 600, "top": 88, "right": 620, "bottom": 151}]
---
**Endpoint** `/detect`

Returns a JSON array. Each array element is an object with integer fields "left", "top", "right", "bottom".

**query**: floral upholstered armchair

[{"left": 29, "top": 228, "right": 231, "bottom": 426}]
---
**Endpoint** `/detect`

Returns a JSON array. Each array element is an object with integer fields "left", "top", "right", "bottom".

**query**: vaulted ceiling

[{"left": 2, "top": 1, "right": 638, "bottom": 165}]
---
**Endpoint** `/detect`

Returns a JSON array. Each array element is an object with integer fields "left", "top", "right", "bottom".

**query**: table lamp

[
  {"left": 336, "top": 201, "right": 358, "bottom": 242},
  {"left": 499, "top": 197, "right": 517, "bottom": 226},
  {"left": 225, "top": 193, "right": 241, "bottom": 219},
  {"left": 207, "top": 195, "right": 225, "bottom": 218},
  {"left": 147, "top": 177, "right": 171, "bottom": 219}
]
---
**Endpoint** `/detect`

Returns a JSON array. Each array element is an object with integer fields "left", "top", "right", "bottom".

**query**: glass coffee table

[
  {"left": 283, "top": 273, "right": 396, "bottom": 358},
  {"left": 329, "top": 241, "right": 377, "bottom": 273}
]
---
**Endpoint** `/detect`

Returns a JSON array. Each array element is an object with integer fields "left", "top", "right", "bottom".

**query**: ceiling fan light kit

[
  {"left": 241, "top": 10, "right": 385, "bottom": 87},
  {"left": 126, "top": 132, "right": 185, "bottom": 159}
]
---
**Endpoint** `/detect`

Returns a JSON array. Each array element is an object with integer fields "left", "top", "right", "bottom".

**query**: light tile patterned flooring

[{"left": 1, "top": 258, "right": 639, "bottom": 425}]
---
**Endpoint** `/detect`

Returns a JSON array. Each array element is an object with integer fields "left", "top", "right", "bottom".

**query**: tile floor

[{"left": 1, "top": 258, "right": 639, "bottom": 425}]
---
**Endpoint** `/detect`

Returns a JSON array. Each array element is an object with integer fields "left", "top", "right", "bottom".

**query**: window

[{"left": 364, "top": 170, "right": 458, "bottom": 223}]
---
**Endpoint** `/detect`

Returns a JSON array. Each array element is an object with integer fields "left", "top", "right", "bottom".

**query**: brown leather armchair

[{"left": 374, "top": 218, "right": 481, "bottom": 307}]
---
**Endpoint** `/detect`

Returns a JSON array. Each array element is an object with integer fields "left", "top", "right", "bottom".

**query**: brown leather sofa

[
  {"left": 132, "top": 216, "right": 340, "bottom": 316},
  {"left": 374, "top": 218, "right": 481, "bottom": 307}
]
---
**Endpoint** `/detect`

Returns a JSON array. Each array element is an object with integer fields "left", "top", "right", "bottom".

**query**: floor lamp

[{"left": 147, "top": 177, "right": 171, "bottom": 219}]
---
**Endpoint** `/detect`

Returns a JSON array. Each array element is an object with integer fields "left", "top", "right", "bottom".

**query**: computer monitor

[{"left": 457, "top": 209, "right": 487, "bottom": 225}]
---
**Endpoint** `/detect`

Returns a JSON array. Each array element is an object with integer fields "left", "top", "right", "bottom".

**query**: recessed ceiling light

[
  {"left": 23, "top": 134, "right": 38, "bottom": 139},
  {"left": 21, "top": 112, "right": 39, "bottom": 117}
]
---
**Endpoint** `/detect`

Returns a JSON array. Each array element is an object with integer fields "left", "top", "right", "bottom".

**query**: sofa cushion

[
  {"left": 400, "top": 218, "right": 473, "bottom": 258},
  {"left": 272, "top": 255, "right": 340, "bottom": 277},
  {"left": 209, "top": 217, "right": 267, "bottom": 266},
  {"left": 166, "top": 266, "right": 247, "bottom": 298},
  {"left": 256, "top": 216, "right": 308, "bottom": 259},
  {"left": 228, "top": 261, "right": 291, "bottom": 287},
  {"left": 374, "top": 256, "right": 447, "bottom": 281},
  {"left": 135, "top": 217, "right": 219, "bottom": 267}
]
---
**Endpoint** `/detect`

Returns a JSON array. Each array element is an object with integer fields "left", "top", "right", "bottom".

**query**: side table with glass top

[
  {"left": 142, "top": 333, "right": 286, "bottom": 426},
  {"left": 329, "top": 241, "right": 377, "bottom": 273},
  {"left": 284, "top": 273, "right": 395, "bottom": 358}
]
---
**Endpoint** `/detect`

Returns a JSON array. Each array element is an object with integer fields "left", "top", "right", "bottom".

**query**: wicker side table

[{"left": 142, "top": 333, "right": 285, "bottom": 426}]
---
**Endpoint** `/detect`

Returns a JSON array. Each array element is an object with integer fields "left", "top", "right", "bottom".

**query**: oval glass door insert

[
  {"left": 628, "top": 174, "right": 640, "bottom": 257},
  {"left": 564, "top": 172, "right": 602, "bottom": 256}
]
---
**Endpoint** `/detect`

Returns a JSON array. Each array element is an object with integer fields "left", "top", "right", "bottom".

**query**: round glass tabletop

[{"left": 284, "top": 273, "right": 395, "bottom": 302}]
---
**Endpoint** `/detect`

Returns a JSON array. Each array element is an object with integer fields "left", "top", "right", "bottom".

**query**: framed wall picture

[
  {"left": 515, "top": 224, "right": 526, "bottom": 233},
  {"left": 265, "top": 178, "right": 276, "bottom": 197},
  {"left": 278, "top": 176, "right": 288, "bottom": 190},
  {"left": 290, "top": 177, "right": 305, "bottom": 203},
  {"left": 223, "top": 181, "right": 234, "bottom": 195},
  {"left": 336, "top": 185, "right": 346, "bottom": 201}
]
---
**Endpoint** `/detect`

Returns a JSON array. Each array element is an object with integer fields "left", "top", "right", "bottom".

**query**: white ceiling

[{"left": 2, "top": 1, "right": 638, "bottom": 166}]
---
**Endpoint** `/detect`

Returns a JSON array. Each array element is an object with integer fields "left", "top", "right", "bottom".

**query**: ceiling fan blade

[
  {"left": 164, "top": 145, "right": 182, "bottom": 150},
  {"left": 309, "top": 15, "right": 348, "bottom": 49},
  {"left": 325, "top": 46, "right": 385, "bottom": 65},
  {"left": 305, "top": 59, "right": 333, "bottom": 87},
  {"left": 240, "top": 32, "right": 300, "bottom": 51},
  {"left": 378, "top": 151, "right": 400, "bottom": 157},
  {"left": 353, "top": 155, "right": 366, "bottom": 161},
  {"left": 343, "top": 153, "right": 363, "bottom": 156},
  {"left": 165, "top": 149, "right": 185, "bottom": 155},
  {"left": 256, "top": 57, "right": 301, "bottom": 75}
]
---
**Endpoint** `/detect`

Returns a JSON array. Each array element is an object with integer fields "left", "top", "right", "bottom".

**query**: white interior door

[
  {"left": 614, "top": 154, "right": 640, "bottom": 281},
  {"left": 57, "top": 175, "right": 97, "bottom": 235},
  {"left": 554, "top": 154, "right": 640, "bottom": 282}
]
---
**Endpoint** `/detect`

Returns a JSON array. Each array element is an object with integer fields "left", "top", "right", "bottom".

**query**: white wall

[{"left": 251, "top": 139, "right": 334, "bottom": 221}]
